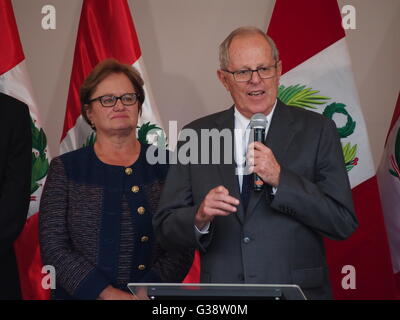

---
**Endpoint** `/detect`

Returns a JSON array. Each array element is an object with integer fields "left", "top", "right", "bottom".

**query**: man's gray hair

[{"left": 219, "top": 26, "right": 280, "bottom": 69}]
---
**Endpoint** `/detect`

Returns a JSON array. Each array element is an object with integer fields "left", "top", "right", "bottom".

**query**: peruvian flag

[
  {"left": 0, "top": 0, "right": 50, "bottom": 299},
  {"left": 377, "top": 92, "right": 400, "bottom": 290},
  {"left": 268, "top": 0, "right": 397, "bottom": 298},
  {"left": 60, "top": 0, "right": 164, "bottom": 154}
]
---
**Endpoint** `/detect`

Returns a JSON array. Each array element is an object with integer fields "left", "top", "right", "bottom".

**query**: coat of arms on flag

[
  {"left": 277, "top": 84, "right": 358, "bottom": 171},
  {"left": 388, "top": 127, "right": 400, "bottom": 179},
  {"left": 377, "top": 92, "right": 400, "bottom": 291}
]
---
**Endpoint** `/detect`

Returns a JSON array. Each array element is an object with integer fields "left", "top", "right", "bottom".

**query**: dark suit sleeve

[
  {"left": 271, "top": 118, "right": 358, "bottom": 240},
  {"left": 144, "top": 150, "right": 195, "bottom": 281},
  {"left": 153, "top": 143, "right": 204, "bottom": 251},
  {"left": 0, "top": 102, "right": 32, "bottom": 249}
]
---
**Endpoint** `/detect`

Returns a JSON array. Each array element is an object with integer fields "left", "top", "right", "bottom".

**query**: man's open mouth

[{"left": 248, "top": 90, "right": 265, "bottom": 96}]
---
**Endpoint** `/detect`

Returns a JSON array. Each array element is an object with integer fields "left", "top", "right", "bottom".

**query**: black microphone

[{"left": 249, "top": 113, "right": 267, "bottom": 191}]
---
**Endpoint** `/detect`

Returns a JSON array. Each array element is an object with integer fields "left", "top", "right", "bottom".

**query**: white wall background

[{"left": 11, "top": 0, "right": 400, "bottom": 168}]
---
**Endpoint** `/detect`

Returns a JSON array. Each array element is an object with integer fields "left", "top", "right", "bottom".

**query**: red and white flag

[
  {"left": 60, "top": 0, "right": 165, "bottom": 154},
  {"left": 377, "top": 92, "right": 400, "bottom": 290},
  {"left": 0, "top": 0, "right": 50, "bottom": 300},
  {"left": 268, "top": 0, "right": 397, "bottom": 298}
]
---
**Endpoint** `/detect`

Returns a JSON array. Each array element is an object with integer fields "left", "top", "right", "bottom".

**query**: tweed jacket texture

[{"left": 40, "top": 143, "right": 193, "bottom": 299}]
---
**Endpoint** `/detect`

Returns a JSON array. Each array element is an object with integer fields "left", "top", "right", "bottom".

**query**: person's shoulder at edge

[{"left": 0, "top": 92, "right": 29, "bottom": 118}]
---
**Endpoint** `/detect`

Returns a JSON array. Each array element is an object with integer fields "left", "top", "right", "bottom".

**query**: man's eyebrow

[{"left": 234, "top": 63, "right": 271, "bottom": 70}]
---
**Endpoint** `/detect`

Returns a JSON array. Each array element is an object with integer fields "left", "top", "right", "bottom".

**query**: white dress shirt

[
  {"left": 195, "top": 100, "right": 278, "bottom": 236},
  {"left": 234, "top": 102, "right": 276, "bottom": 192}
]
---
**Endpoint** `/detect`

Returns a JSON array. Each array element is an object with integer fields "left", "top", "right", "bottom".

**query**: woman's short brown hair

[{"left": 80, "top": 58, "right": 145, "bottom": 128}]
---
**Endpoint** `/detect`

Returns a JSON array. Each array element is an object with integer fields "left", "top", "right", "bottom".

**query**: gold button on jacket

[
  {"left": 131, "top": 185, "right": 139, "bottom": 193},
  {"left": 138, "top": 264, "right": 146, "bottom": 271},
  {"left": 125, "top": 167, "right": 133, "bottom": 175},
  {"left": 137, "top": 206, "right": 145, "bottom": 215}
]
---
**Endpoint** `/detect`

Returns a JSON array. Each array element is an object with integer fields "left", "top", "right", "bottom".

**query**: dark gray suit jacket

[
  {"left": 154, "top": 100, "right": 358, "bottom": 299},
  {"left": 0, "top": 93, "right": 32, "bottom": 299}
]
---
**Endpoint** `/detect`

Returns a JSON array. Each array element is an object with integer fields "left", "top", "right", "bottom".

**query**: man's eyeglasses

[
  {"left": 88, "top": 93, "right": 139, "bottom": 107},
  {"left": 222, "top": 62, "right": 278, "bottom": 82}
]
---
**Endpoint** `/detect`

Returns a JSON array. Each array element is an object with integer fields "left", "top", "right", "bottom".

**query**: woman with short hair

[{"left": 39, "top": 58, "right": 193, "bottom": 300}]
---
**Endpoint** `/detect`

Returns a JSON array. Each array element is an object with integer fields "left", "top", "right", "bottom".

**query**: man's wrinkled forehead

[{"left": 227, "top": 34, "right": 274, "bottom": 66}]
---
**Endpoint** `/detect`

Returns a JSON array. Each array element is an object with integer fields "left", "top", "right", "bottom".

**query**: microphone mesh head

[{"left": 250, "top": 113, "right": 267, "bottom": 129}]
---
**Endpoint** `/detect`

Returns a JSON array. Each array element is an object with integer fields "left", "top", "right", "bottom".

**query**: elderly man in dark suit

[
  {"left": 0, "top": 92, "right": 32, "bottom": 299},
  {"left": 153, "top": 27, "right": 357, "bottom": 299}
]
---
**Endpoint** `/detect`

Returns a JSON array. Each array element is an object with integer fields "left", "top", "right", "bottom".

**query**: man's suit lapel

[
  {"left": 214, "top": 106, "right": 244, "bottom": 224},
  {"left": 246, "top": 100, "right": 296, "bottom": 218}
]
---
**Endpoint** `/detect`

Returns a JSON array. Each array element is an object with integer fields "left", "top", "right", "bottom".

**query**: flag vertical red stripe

[
  {"left": 325, "top": 177, "right": 397, "bottom": 299},
  {"left": 0, "top": 0, "right": 24, "bottom": 74},
  {"left": 13, "top": 215, "right": 47, "bottom": 299},
  {"left": 267, "top": 0, "right": 345, "bottom": 74},
  {"left": 183, "top": 250, "right": 200, "bottom": 283}
]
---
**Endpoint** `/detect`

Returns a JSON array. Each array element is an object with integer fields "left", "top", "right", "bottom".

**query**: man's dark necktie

[
  {"left": 241, "top": 171, "right": 252, "bottom": 212},
  {"left": 240, "top": 129, "right": 273, "bottom": 212},
  {"left": 240, "top": 125, "right": 252, "bottom": 212}
]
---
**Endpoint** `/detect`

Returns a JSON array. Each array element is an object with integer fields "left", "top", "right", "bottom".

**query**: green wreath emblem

[
  {"left": 83, "top": 122, "right": 167, "bottom": 149},
  {"left": 278, "top": 84, "right": 358, "bottom": 172},
  {"left": 342, "top": 142, "right": 359, "bottom": 171},
  {"left": 31, "top": 117, "right": 49, "bottom": 195},
  {"left": 389, "top": 127, "right": 400, "bottom": 179},
  {"left": 83, "top": 131, "right": 96, "bottom": 148},
  {"left": 137, "top": 122, "right": 167, "bottom": 148},
  {"left": 322, "top": 102, "right": 356, "bottom": 138}
]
